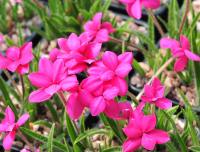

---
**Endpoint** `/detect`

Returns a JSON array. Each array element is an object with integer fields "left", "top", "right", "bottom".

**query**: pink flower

[
  {"left": 119, "top": 0, "right": 160, "bottom": 19},
  {"left": 0, "top": 107, "right": 29, "bottom": 150},
  {"left": 141, "top": 78, "right": 172, "bottom": 109},
  {"left": 0, "top": 42, "right": 33, "bottom": 74},
  {"left": 123, "top": 112, "right": 170, "bottom": 152},
  {"left": 50, "top": 33, "right": 102, "bottom": 74},
  {"left": 28, "top": 58, "right": 78, "bottom": 103},
  {"left": 88, "top": 51, "right": 133, "bottom": 96},
  {"left": 15, "top": 0, "right": 22, "bottom": 3},
  {"left": 160, "top": 35, "right": 200, "bottom": 72},
  {"left": 83, "top": 12, "right": 115, "bottom": 43}
]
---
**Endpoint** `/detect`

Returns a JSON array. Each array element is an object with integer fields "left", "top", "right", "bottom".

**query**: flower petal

[
  {"left": 118, "top": 52, "right": 133, "bottom": 64},
  {"left": 127, "top": 0, "right": 142, "bottom": 19},
  {"left": 148, "top": 129, "right": 170, "bottom": 144},
  {"left": 142, "top": 0, "right": 160, "bottom": 9},
  {"left": 28, "top": 72, "right": 51, "bottom": 88},
  {"left": 160, "top": 37, "right": 179, "bottom": 50},
  {"left": 102, "top": 51, "right": 118, "bottom": 70},
  {"left": 38, "top": 58, "right": 53, "bottom": 77},
  {"left": 66, "top": 93, "right": 84, "bottom": 120},
  {"left": 95, "top": 29, "right": 109, "bottom": 43},
  {"left": 58, "top": 38, "right": 69, "bottom": 52},
  {"left": 155, "top": 98, "right": 172, "bottom": 109},
  {"left": 29, "top": 89, "right": 52, "bottom": 103},
  {"left": 67, "top": 33, "right": 80, "bottom": 51},
  {"left": 6, "top": 47, "right": 20, "bottom": 60},
  {"left": 16, "top": 64, "right": 29, "bottom": 74},
  {"left": 103, "top": 87, "right": 119, "bottom": 100},
  {"left": 184, "top": 49, "right": 200, "bottom": 61},
  {"left": 19, "top": 42, "right": 33, "bottom": 64},
  {"left": 115, "top": 63, "right": 132, "bottom": 78},
  {"left": 141, "top": 133, "right": 156, "bottom": 151},
  {"left": 0, "top": 54, "right": 10, "bottom": 69},
  {"left": 180, "top": 35, "right": 190, "bottom": 50},
  {"left": 16, "top": 113, "right": 29, "bottom": 126},
  {"left": 122, "top": 139, "right": 141, "bottom": 152},
  {"left": 4, "top": 107, "right": 15, "bottom": 124},
  {"left": 61, "top": 75, "right": 78, "bottom": 91},
  {"left": 174, "top": 57, "right": 188, "bottom": 72},
  {"left": 90, "top": 96, "right": 106, "bottom": 116},
  {"left": 3, "top": 131, "right": 16, "bottom": 150},
  {"left": 112, "top": 77, "right": 128, "bottom": 96},
  {"left": 44, "top": 84, "right": 61, "bottom": 95},
  {"left": 141, "top": 114, "right": 156, "bottom": 132}
]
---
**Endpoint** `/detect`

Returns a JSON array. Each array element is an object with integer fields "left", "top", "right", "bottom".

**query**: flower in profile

[
  {"left": 0, "top": 107, "right": 29, "bottom": 150},
  {"left": 119, "top": 0, "right": 160, "bottom": 19},
  {"left": 50, "top": 33, "right": 102, "bottom": 74},
  {"left": 141, "top": 77, "right": 172, "bottom": 109},
  {"left": 83, "top": 12, "right": 115, "bottom": 43},
  {"left": 0, "top": 42, "right": 33, "bottom": 74},
  {"left": 160, "top": 35, "right": 200, "bottom": 72},
  {"left": 28, "top": 58, "right": 78, "bottom": 103},
  {"left": 88, "top": 51, "right": 133, "bottom": 96},
  {"left": 123, "top": 112, "right": 170, "bottom": 152}
]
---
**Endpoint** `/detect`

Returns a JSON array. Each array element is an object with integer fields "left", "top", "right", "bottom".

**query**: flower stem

[
  {"left": 148, "top": 9, "right": 165, "bottom": 37},
  {"left": 178, "top": 0, "right": 190, "bottom": 35},
  {"left": 136, "top": 57, "right": 174, "bottom": 101},
  {"left": 109, "top": 36, "right": 144, "bottom": 52}
]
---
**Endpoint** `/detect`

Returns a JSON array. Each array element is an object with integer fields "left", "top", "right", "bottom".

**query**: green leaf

[
  {"left": 189, "top": 146, "right": 200, "bottom": 152},
  {"left": 103, "top": 147, "right": 122, "bottom": 152},
  {"left": 0, "top": 77, "right": 17, "bottom": 118},
  {"left": 20, "top": 127, "right": 68, "bottom": 152},
  {"left": 186, "top": 12, "right": 200, "bottom": 36},
  {"left": 102, "top": 0, "right": 111, "bottom": 13},
  {"left": 74, "top": 129, "right": 109, "bottom": 145},
  {"left": 47, "top": 123, "right": 55, "bottom": 152}
]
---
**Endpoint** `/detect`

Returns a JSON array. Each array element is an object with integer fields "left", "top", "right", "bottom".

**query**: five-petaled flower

[
  {"left": 0, "top": 107, "right": 29, "bottom": 150},
  {"left": 83, "top": 12, "right": 115, "bottom": 43},
  {"left": 0, "top": 42, "right": 33, "bottom": 74},
  {"left": 141, "top": 77, "right": 172, "bottom": 109},
  {"left": 160, "top": 35, "right": 200, "bottom": 72},
  {"left": 119, "top": 0, "right": 160, "bottom": 19},
  {"left": 28, "top": 58, "right": 78, "bottom": 102},
  {"left": 123, "top": 112, "right": 170, "bottom": 152}
]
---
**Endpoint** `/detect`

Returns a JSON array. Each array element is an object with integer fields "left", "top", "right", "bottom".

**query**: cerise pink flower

[
  {"left": 141, "top": 78, "right": 172, "bottom": 109},
  {"left": 0, "top": 107, "right": 29, "bottom": 150},
  {"left": 119, "top": 0, "right": 160, "bottom": 19},
  {"left": 28, "top": 58, "right": 78, "bottom": 103},
  {"left": 0, "top": 42, "right": 33, "bottom": 74},
  {"left": 83, "top": 12, "right": 115, "bottom": 43},
  {"left": 160, "top": 35, "right": 200, "bottom": 72},
  {"left": 50, "top": 33, "right": 102, "bottom": 74},
  {"left": 123, "top": 112, "right": 170, "bottom": 152},
  {"left": 88, "top": 51, "right": 133, "bottom": 96}
]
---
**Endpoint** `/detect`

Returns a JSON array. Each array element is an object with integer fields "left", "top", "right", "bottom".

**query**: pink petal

[
  {"left": 142, "top": 0, "right": 160, "bottom": 9},
  {"left": 19, "top": 42, "right": 33, "bottom": 64},
  {"left": 141, "top": 133, "right": 156, "bottom": 150},
  {"left": 174, "top": 57, "right": 188, "bottom": 72},
  {"left": 7, "top": 61, "right": 20, "bottom": 72},
  {"left": 17, "top": 113, "right": 29, "bottom": 126},
  {"left": 68, "top": 63, "right": 87, "bottom": 75},
  {"left": 67, "top": 33, "right": 80, "bottom": 51},
  {"left": 6, "top": 47, "right": 20, "bottom": 60},
  {"left": 0, "top": 124, "right": 8, "bottom": 132},
  {"left": 118, "top": 52, "right": 133, "bottom": 64},
  {"left": 148, "top": 129, "right": 170, "bottom": 144},
  {"left": 100, "top": 70, "right": 115, "bottom": 81},
  {"left": 155, "top": 98, "right": 172, "bottom": 109},
  {"left": 160, "top": 37, "right": 179, "bottom": 49},
  {"left": 184, "top": 49, "right": 200, "bottom": 61},
  {"left": 49, "top": 48, "right": 60, "bottom": 61},
  {"left": 95, "top": 29, "right": 109, "bottom": 43},
  {"left": 127, "top": 0, "right": 142, "bottom": 19},
  {"left": 60, "top": 75, "right": 78, "bottom": 91},
  {"left": 0, "top": 54, "right": 10, "bottom": 69},
  {"left": 81, "top": 76, "right": 103, "bottom": 92},
  {"left": 38, "top": 58, "right": 53, "bottom": 77},
  {"left": 83, "top": 21, "right": 96, "bottom": 32},
  {"left": 58, "top": 38, "right": 69, "bottom": 52},
  {"left": 93, "top": 12, "right": 102, "bottom": 29},
  {"left": 101, "top": 22, "right": 115, "bottom": 33},
  {"left": 143, "top": 85, "right": 154, "bottom": 99},
  {"left": 104, "top": 100, "right": 120, "bottom": 119},
  {"left": 85, "top": 43, "right": 101, "bottom": 59},
  {"left": 16, "top": 64, "right": 29, "bottom": 74},
  {"left": 28, "top": 72, "right": 51, "bottom": 88},
  {"left": 115, "top": 63, "right": 132, "bottom": 78},
  {"left": 122, "top": 139, "right": 141, "bottom": 152},
  {"left": 66, "top": 93, "right": 84, "bottom": 120},
  {"left": 180, "top": 35, "right": 190, "bottom": 50},
  {"left": 29, "top": 89, "right": 52, "bottom": 103},
  {"left": 141, "top": 114, "right": 156, "bottom": 132},
  {"left": 52, "top": 59, "right": 65, "bottom": 82},
  {"left": 90, "top": 96, "right": 106, "bottom": 116},
  {"left": 102, "top": 51, "right": 118, "bottom": 70},
  {"left": 4, "top": 107, "right": 15, "bottom": 124},
  {"left": 44, "top": 84, "right": 61, "bottom": 95},
  {"left": 123, "top": 125, "right": 142, "bottom": 139},
  {"left": 3, "top": 131, "right": 16, "bottom": 150},
  {"left": 78, "top": 89, "right": 94, "bottom": 107},
  {"left": 112, "top": 77, "right": 128, "bottom": 96},
  {"left": 103, "top": 87, "right": 119, "bottom": 100}
]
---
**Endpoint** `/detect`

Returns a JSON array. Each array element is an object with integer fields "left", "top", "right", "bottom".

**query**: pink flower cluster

[{"left": 0, "top": 107, "right": 29, "bottom": 150}]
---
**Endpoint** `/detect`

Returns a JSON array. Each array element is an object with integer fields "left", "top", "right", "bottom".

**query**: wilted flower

[
  {"left": 28, "top": 58, "right": 78, "bottom": 102},
  {"left": 119, "top": 0, "right": 160, "bottom": 19},
  {"left": 0, "top": 107, "right": 29, "bottom": 150},
  {"left": 160, "top": 35, "right": 200, "bottom": 72},
  {"left": 141, "top": 77, "right": 172, "bottom": 109},
  {"left": 0, "top": 42, "right": 33, "bottom": 74}
]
